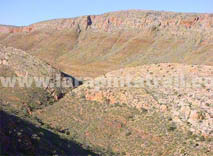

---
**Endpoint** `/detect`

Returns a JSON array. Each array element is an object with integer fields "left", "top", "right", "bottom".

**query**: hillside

[
  {"left": 0, "top": 45, "right": 97, "bottom": 155},
  {"left": 74, "top": 63, "right": 213, "bottom": 137},
  {"left": 0, "top": 106, "right": 96, "bottom": 155},
  {"left": 33, "top": 63, "right": 213, "bottom": 155},
  {"left": 0, "top": 44, "right": 79, "bottom": 115},
  {"left": 0, "top": 10, "right": 213, "bottom": 77},
  {"left": 0, "top": 10, "right": 213, "bottom": 155}
]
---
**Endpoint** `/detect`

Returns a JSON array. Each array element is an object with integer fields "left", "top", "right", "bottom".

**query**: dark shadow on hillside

[
  {"left": 61, "top": 72, "right": 83, "bottom": 88},
  {"left": 0, "top": 110, "right": 97, "bottom": 156}
]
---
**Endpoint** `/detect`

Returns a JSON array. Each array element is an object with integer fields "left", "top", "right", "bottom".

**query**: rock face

[
  {"left": 1, "top": 10, "right": 213, "bottom": 33},
  {"left": 0, "top": 10, "right": 213, "bottom": 77}
]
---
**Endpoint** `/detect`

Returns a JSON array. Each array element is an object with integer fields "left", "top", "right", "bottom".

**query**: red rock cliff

[{"left": 0, "top": 10, "right": 213, "bottom": 34}]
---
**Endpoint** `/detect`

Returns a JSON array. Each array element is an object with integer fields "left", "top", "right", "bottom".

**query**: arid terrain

[
  {"left": 0, "top": 10, "right": 213, "bottom": 155},
  {"left": 0, "top": 10, "right": 213, "bottom": 77}
]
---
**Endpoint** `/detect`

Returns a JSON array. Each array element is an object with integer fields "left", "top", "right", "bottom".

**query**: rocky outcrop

[
  {"left": 0, "top": 45, "right": 79, "bottom": 112},
  {"left": 1, "top": 10, "right": 213, "bottom": 33},
  {"left": 74, "top": 63, "right": 213, "bottom": 137},
  {"left": 0, "top": 25, "right": 33, "bottom": 33}
]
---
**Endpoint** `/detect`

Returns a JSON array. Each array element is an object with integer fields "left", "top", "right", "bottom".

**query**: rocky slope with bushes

[
  {"left": 0, "top": 44, "right": 78, "bottom": 114},
  {"left": 74, "top": 63, "right": 213, "bottom": 138}
]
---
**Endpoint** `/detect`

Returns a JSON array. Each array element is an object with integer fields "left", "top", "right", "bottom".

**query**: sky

[{"left": 1, "top": 0, "right": 213, "bottom": 26}]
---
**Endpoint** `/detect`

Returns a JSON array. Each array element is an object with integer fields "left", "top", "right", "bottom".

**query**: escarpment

[
  {"left": 0, "top": 10, "right": 213, "bottom": 77},
  {"left": 1, "top": 10, "right": 213, "bottom": 33}
]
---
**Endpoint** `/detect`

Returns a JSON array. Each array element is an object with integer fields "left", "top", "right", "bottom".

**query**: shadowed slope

[{"left": 0, "top": 109, "right": 97, "bottom": 155}]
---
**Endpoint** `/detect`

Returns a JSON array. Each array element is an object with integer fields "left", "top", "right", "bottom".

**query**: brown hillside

[
  {"left": 0, "top": 45, "right": 77, "bottom": 114},
  {"left": 33, "top": 63, "right": 213, "bottom": 155},
  {"left": 0, "top": 10, "right": 213, "bottom": 77},
  {"left": 73, "top": 63, "right": 213, "bottom": 138},
  {"left": 0, "top": 10, "right": 213, "bottom": 155}
]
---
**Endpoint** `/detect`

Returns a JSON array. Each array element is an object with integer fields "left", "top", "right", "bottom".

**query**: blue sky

[{"left": 1, "top": 0, "right": 213, "bottom": 26}]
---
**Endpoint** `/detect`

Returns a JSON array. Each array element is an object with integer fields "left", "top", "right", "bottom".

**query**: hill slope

[
  {"left": 0, "top": 45, "right": 95, "bottom": 155},
  {"left": 74, "top": 63, "right": 213, "bottom": 137},
  {"left": 0, "top": 10, "right": 213, "bottom": 77},
  {"left": 0, "top": 107, "right": 96, "bottom": 156},
  {"left": 33, "top": 63, "right": 213, "bottom": 155},
  {"left": 0, "top": 45, "right": 78, "bottom": 114},
  {"left": 0, "top": 10, "right": 213, "bottom": 155}
]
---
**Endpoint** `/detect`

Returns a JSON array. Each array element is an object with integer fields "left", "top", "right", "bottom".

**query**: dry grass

[{"left": 33, "top": 94, "right": 212, "bottom": 155}]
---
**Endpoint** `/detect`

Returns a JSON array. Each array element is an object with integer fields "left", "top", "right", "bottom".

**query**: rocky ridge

[
  {"left": 1, "top": 10, "right": 213, "bottom": 33},
  {"left": 74, "top": 63, "right": 213, "bottom": 137},
  {"left": 0, "top": 10, "right": 213, "bottom": 77},
  {"left": 0, "top": 45, "right": 77, "bottom": 113}
]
